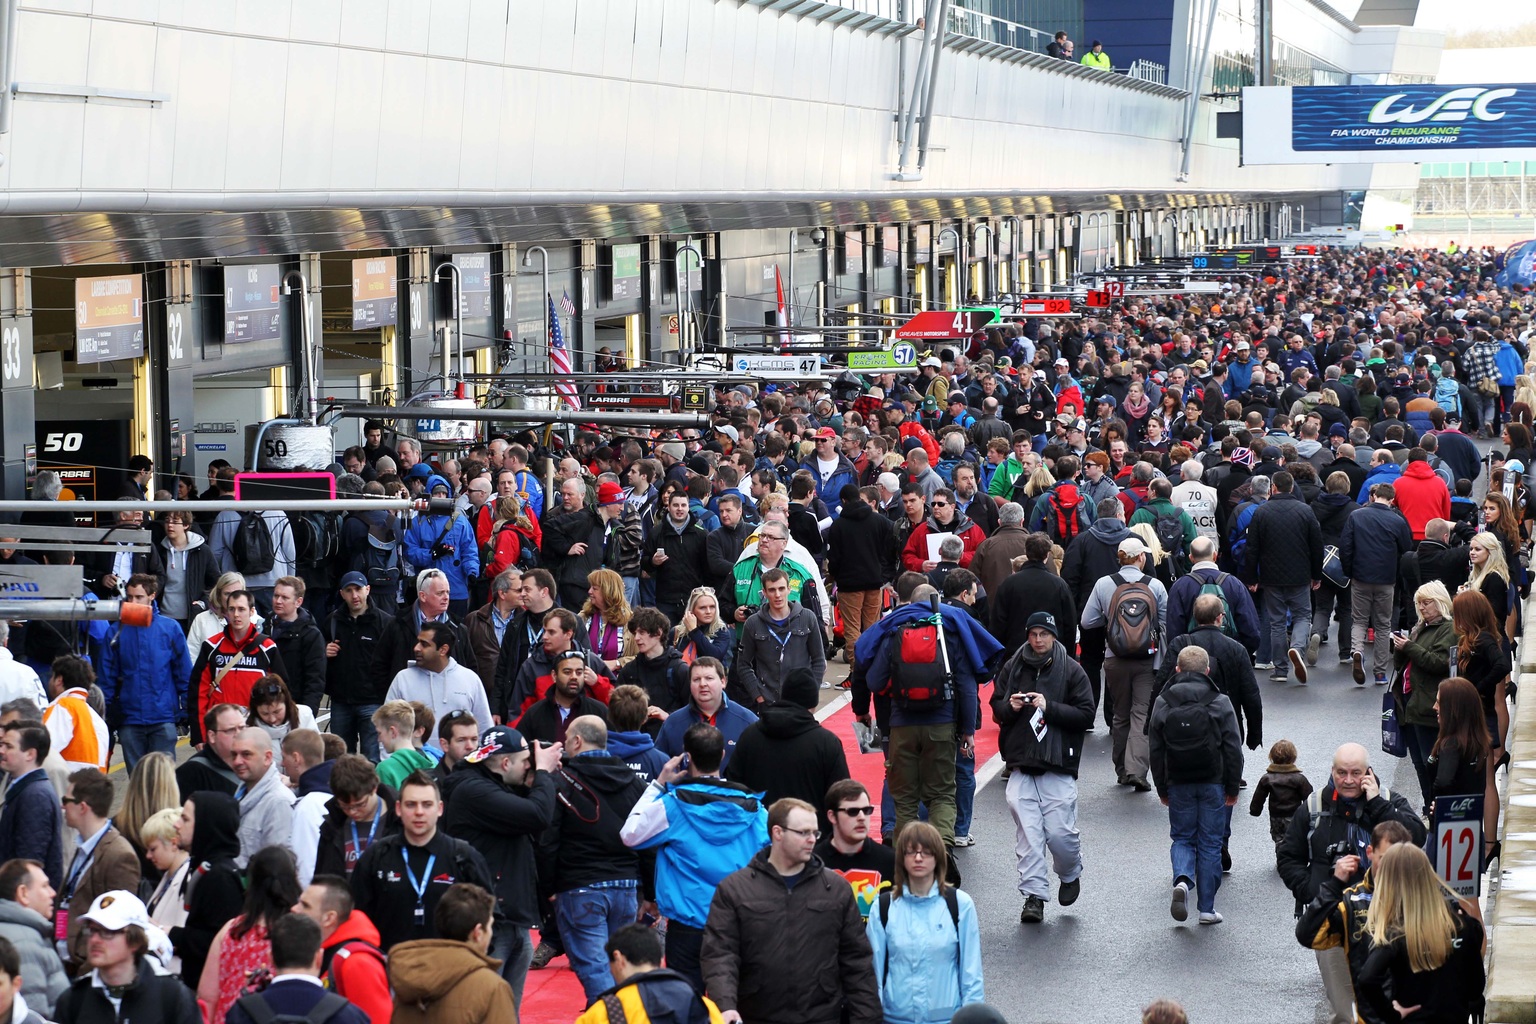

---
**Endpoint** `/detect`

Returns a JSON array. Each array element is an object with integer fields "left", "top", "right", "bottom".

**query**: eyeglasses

[
  {"left": 836, "top": 806, "right": 876, "bottom": 817},
  {"left": 83, "top": 923, "right": 125, "bottom": 939},
  {"left": 779, "top": 826, "right": 821, "bottom": 840},
  {"left": 212, "top": 725, "right": 244, "bottom": 737}
]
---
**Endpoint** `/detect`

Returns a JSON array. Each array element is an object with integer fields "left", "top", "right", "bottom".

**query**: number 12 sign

[{"left": 1432, "top": 793, "right": 1483, "bottom": 898}]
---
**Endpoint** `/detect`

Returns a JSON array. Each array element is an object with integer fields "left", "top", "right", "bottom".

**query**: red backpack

[{"left": 1042, "top": 484, "right": 1084, "bottom": 544}]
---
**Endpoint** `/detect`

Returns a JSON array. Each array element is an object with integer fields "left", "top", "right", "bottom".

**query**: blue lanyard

[
  {"left": 349, "top": 804, "right": 381, "bottom": 858},
  {"left": 403, "top": 851, "right": 437, "bottom": 910}
]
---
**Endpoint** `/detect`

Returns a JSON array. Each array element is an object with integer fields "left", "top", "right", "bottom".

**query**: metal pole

[
  {"left": 1070, "top": 213, "right": 1084, "bottom": 278},
  {"left": 433, "top": 261, "right": 464, "bottom": 392},
  {"left": 916, "top": 0, "right": 953, "bottom": 172},
  {"left": 1177, "top": 0, "right": 1221, "bottom": 182},
  {"left": 0, "top": 499, "right": 424, "bottom": 513},
  {"left": 787, "top": 229, "right": 798, "bottom": 329},
  {"left": 280, "top": 271, "right": 316, "bottom": 423},
  {"left": 522, "top": 246, "right": 550, "bottom": 373},
  {"left": 0, "top": 0, "right": 17, "bottom": 135},
  {"left": 938, "top": 226, "right": 961, "bottom": 306},
  {"left": 0, "top": 599, "right": 135, "bottom": 621},
  {"left": 325, "top": 405, "right": 713, "bottom": 429},
  {"left": 973, "top": 224, "right": 993, "bottom": 300},
  {"left": 676, "top": 242, "right": 703, "bottom": 362},
  {"left": 897, "top": 0, "right": 942, "bottom": 174}
]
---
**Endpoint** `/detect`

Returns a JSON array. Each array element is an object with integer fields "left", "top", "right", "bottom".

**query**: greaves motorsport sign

[{"left": 1242, "top": 84, "right": 1536, "bottom": 165}]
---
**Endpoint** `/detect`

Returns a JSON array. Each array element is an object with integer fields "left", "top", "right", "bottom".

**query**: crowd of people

[{"left": 0, "top": 243, "right": 1524, "bottom": 1023}]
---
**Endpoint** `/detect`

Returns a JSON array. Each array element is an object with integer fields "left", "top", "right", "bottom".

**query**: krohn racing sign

[{"left": 1242, "top": 84, "right": 1536, "bottom": 165}]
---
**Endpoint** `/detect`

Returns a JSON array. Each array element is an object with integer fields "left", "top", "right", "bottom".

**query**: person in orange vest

[{"left": 42, "top": 653, "right": 109, "bottom": 772}]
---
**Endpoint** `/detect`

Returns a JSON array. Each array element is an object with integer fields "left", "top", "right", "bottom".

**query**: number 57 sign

[{"left": 1432, "top": 793, "right": 1483, "bottom": 898}]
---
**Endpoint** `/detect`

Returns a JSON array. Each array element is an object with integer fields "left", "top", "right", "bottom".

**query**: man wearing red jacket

[
  {"left": 1393, "top": 449, "right": 1451, "bottom": 541},
  {"left": 294, "top": 875, "right": 392, "bottom": 1024},
  {"left": 901, "top": 487, "right": 987, "bottom": 573},
  {"left": 188, "top": 589, "right": 288, "bottom": 745},
  {"left": 886, "top": 402, "right": 940, "bottom": 466}
]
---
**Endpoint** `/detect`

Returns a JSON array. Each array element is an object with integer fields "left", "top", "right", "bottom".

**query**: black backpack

[
  {"left": 231, "top": 511, "right": 277, "bottom": 576},
  {"left": 232, "top": 990, "right": 352, "bottom": 1024},
  {"left": 1163, "top": 688, "right": 1223, "bottom": 784},
  {"left": 1151, "top": 511, "right": 1188, "bottom": 577},
  {"left": 878, "top": 596, "right": 954, "bottom": 712},
  {"left": 290, "top": 511, "right": 340, "bottom": 584}
]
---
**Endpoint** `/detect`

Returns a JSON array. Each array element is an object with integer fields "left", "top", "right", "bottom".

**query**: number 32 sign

[{"left": 1432, "top": 793, "right": 1483, "bottom": 898}]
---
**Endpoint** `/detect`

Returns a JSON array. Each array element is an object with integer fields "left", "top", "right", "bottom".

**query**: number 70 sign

[{"left": 1432, "top": 793, "right": 1483, "bottom": 898}]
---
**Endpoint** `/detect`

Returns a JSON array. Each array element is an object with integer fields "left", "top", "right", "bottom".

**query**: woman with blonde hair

[
  {"left": 1357, "top": 844, "right": 1484, "bottom": 1024},
  {"left": 1461, "top": 532, "right": 1510, "bottom": 634},
  {"left": 673, "top": 586, "right": 734, "bottom": 674},
  {"left": 865, "top": 822, "right": 984, "bottom": 1024},
  {"left": 114, "top": 751, "right": 182, "bottom": 882},
  {"left": 185, "top": 571, "right": 262, "bottom": 662},
  {"left": 1128, "top": 521, "right": 1173, "bottom": 587},
  {"left": 142, "top": 806, "right": 190, "bottom": 974},
  {"left": 582, "top": 568, "right": 633, "bottom": 671},
  {"left": 1390, "top": 581, "right": 1456, "bottom": 814}
]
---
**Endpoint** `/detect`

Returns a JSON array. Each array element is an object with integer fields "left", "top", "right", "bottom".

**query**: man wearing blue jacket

[
  {"left": 808, "top": 427, "right": 858, "bottom": 517},
  {"left": 859, "top": 585, "right": 1001, "bottom": 859},
  {"left": 404, "top": 475, "right": 480, "bottom": 617},
  {"left": 654, "top": 658, "right": 757, "bottom": 772},
  {"left": 100, "top": 574, "right": 194, "bottom": 771},
  {"left": 620, "top": 723, "right": 766, "bottom": 993},
  {"left": 0, "top": 723, "right": 62, "bottom": 889}
]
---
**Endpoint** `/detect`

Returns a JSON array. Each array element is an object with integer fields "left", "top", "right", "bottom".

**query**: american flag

[
  {"left": 548, "top": 294, "right": 579, "bottom": 409},
  {"left": 559, "top": 290, "right": 576, "bottom": 317}
]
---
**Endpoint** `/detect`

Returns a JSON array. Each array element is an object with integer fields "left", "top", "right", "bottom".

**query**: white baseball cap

[
  {"left": 81, "top": 891, "right": 151, "bottom": 933},
  {"left": 1118, "top": 537, "right": 1147, "bottom": 559}
]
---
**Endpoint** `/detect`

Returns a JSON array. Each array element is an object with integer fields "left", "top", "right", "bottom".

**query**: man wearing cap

[
  {"left": 54, "top": 891, "right": 200, "bottom": 1021},
  {"left": 441, "top": 726, "right": 562, "bottom": 1005},
  {"left": 808, "top": 427, "right": 858, "bottom": 518},
  {"left": 884, "top": 401, "right": 940, "bottom": 466},
  {"left": 1080, "top": 537, "right": 1168, "bottom": 791},
  {"left": 940, "top": 392, "right": 976, "bottom": 431},
  {"left": 1225, "top": 340, "right": 1255, "bottom": 396},
  {"left": 655, "top": 440, "right": 688, "bottom": 486},
  {"left": 402, "top": 476, "right": 480, "bottom": 618},
  {"left": 992, "top": 610, "right": 1093, "bottom": 924},
  {"left": 324, "top": 573, "right": 391, "bottom": 761},
  {"left": 918, "top": 355, "right": 949, "bottom": 403}
]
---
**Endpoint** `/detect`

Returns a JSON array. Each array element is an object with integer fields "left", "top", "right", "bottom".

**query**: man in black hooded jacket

[
  {"left": 725, "top": 667, "right": 850, "bottom": 822},
  {"left": 169, "top": 791, "right": 245, "bottom": 990},
  {"left": 1152, "top": 594, "right": 1263, "bottom": 752}
]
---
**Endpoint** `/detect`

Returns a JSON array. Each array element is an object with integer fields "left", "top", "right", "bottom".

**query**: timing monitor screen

[{"left": 232, "top": 472, "right": 337, "bottom": 503}]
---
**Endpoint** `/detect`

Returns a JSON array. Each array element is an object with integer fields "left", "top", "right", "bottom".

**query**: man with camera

[
  {"left": 441, "top": 725, "right": 562, "bottom": 1011},
  {"left": 1276, "top": 742, "right": 1425, "bottom": 1024}
]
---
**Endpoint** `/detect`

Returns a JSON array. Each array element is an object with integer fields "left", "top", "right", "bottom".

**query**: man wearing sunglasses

[{"left": 814, "top": 779, "right": 894, "bottom": 923}]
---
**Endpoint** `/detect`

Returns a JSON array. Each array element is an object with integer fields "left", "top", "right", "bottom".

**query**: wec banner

[
  {"left": 1242, "top": 84, "right": 1536, "bottom": 165},
  {"left": 1294, "top": 85, "right": 1534, "bottom": 152}
]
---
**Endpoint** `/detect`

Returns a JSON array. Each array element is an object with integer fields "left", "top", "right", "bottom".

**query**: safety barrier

[{"left": 1486, "top": 594, "right": 1536, "bottom": 1022}]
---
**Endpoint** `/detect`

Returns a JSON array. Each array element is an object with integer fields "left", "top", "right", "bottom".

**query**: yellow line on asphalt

[{"left": 107, "top": 735, "right": 192, "bottom": 775}]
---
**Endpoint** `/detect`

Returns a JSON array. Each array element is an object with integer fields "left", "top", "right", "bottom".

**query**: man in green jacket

[
  {"left": 1128, "top": 478, "right": 1198, "bottom": 562},
  {"left": 987, "top": 431, "right": 1038, "bottom": 499}
]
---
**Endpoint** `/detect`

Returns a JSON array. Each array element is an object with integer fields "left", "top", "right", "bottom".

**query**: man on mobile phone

[{"left": 1276, "top": 743, "right": 1425, "bottom": 1024}]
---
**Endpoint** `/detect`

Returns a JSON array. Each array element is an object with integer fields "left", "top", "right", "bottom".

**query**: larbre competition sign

[{"left": 1242, "top": 84, "right": 1536, "bottom": 165}]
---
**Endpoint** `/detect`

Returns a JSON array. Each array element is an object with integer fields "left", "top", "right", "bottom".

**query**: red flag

[{"left": 775, "top": 265, "right": 789, "bottom": 353}]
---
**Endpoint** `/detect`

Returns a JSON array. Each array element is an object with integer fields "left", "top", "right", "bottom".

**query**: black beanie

[{"left": 782, "top": 666, "right": 819, "bottom": 709}]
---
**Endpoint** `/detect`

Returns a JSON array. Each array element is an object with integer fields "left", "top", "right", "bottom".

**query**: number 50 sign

[{"left": 1432, "top": 793, "right": 1483, "bottom": 898}]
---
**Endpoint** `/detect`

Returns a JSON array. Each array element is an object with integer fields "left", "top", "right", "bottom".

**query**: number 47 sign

[{"left": 1431, "top": 793, "right": 1483, "bottom": 898}]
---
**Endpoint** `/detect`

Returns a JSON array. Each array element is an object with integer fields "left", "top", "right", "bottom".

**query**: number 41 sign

[{"left": 1431, "top": 793, "right": 1483, "bottom": 898}]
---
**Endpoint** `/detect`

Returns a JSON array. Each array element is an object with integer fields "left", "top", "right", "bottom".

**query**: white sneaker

[
  {"left": 1199, "top": 911, "right": 1224, "bottom": 925},
  {"left": 1254, "top": 661, "right": 1275, "bottom": 671},
  {"left": 953, "top": 834, "right": 975, "bottom": 848},
  {"left": 1170, "top": 881, "right": 1189, "bottom": 922}
]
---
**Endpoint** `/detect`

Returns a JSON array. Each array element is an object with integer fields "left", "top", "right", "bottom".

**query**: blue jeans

[
  {"left": 118, "top": 723, "right": 178, "bottom": 773},
  {"left": 488, "top": 919, "right": 534, "bottom": 1012},
  {"left": 1265, "top": 585, "right": 1312, "bottom": 671},
  {"left": 329, "top": 701, "right": 381, "bottom": 762},
  {"left": 955, "top": 750, "right": 976, "bottom": 836},
  {"left": 556, "top": 886, "right": 639, "bottom": 1001},
  {"left": 1169, "top": 783, "right": 1227, "bottom": 914}
]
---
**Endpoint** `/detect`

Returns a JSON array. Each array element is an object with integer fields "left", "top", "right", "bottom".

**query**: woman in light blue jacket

[{"left": 865, "top": 822, "right": 984, "bottom": 1024}]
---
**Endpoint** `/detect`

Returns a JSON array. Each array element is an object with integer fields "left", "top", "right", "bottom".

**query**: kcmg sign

[{"left": 1291, "top": 83, "right": 1536, "bottom": 152}]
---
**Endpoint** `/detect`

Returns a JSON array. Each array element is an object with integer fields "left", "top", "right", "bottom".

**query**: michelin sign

[{"left": 1242, "top": 84, "right": 1536, "bottom": 165}]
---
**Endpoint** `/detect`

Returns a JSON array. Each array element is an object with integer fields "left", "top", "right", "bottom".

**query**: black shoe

[
  {"left": 1021, "top": 896, "right": 1045, "bottom": 924},
  {"left": 1238, "top": 778, "right": 1248, "bottom": 789},
  {"left": 1221, "top": 844, "right": 1232, "bottom": 873},
  {"left": 945, "top": 851, "right": 962, "bottom": 887},
  {"left": 1058, "top": 877, "right": 1081, "bottom": 906},
  {"left": 1129, "top": 775, "right": 1152, "bottom": 793},
  {"left": 530, "top": 941, "right": 560, "bottom": 970},
  {"left": 1484, "top": 840, "right": 1502, "bottom": 873}
]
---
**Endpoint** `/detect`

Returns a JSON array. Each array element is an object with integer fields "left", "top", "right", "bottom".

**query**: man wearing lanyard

[
  {"left": 348, "top": 771, "right": 491, "bottom": 951},
  {"left": 59, "top": 769, "right": 141, "bottom": 975},
  {"left": 314, "top": 755, "right": 401, "bottom": 881}
]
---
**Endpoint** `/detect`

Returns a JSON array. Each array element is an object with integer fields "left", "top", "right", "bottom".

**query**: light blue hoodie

[
  {"left": 865, "top": 885, "right": 985, "bottom": 1024},
  {"left": 620, "top": 776, "right": 767, "bottom": 928}
]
